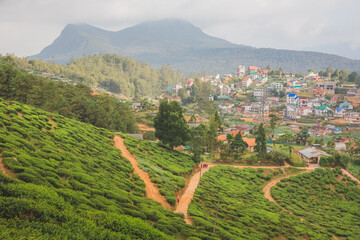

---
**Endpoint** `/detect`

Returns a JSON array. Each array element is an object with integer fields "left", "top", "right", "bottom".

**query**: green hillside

[
  {"left": 0, "top": 58, "right": 138, "bottom": 133},
  {"left": 12, "top": 54, "right": 184, "bottom": 98},
  {"left": 0, "top": 99, "right": 193, "bottom": 239},
  {"left": 272, "top": 168, "right": 360, "bottom": 239},
  {"left": 189, "top": 167, "right": 333, "bottom": 239},
  {"left": 123, "top": 135, "right": 196, "bottom": 206}
]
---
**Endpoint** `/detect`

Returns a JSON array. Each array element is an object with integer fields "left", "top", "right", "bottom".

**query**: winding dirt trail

[
  {"left": 113, "top": 135, "right": 171, "bottom": 210},
  {"left": 175, "top": 164, "right": 211, "bottom": 224},
  {"left": 0, "top": 157, "right": 16, "bottom": 178},
  {"left": 262, "top": 169, "right": 313, "bottom": 206}
]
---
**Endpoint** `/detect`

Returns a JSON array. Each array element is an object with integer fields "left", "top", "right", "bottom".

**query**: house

[
  {"left": 334, "top": 107, "right": 346, "bottom": 118},
  {"left": 267, "top": 82, "right": 283, "bottom": 92},
  {"left": 131, "top": 103, "right": 142, "bottom": 109},
  {"left": 298, "top": 107, "right": 312, "bottom": 116},
  {"left": 314, "top": 105, "right": 331, "bottom": 116},
  {"left": 316, "top": 81, "right": 336, "bottom": 91},
  {"left": 283, "top": 105, "right": 298, "bottom": 119},
  {"left": 335, "top": 142, "right": 346, "bottom": 151},
  {"left": 257, "top": 76, "right": 268, "bottom": 85},
  {"left": 238, "top": 65, "right": 246, "bottom": 77},
  {"left": 286, "top": 93, "right": 299, "bottom": 105},
  {"left": 296, "top": 147, "right": 330, "bottom": 164},
  {"left": 253, "top": 88, "right": 267, "bottom": 97},
  {"left": 243, "top": 137, "right": 256, "bottom": 152},
  {"left": 244, "top": 102, "right": 269, "bottom": 114},
  {"left": 331, "top": 95, "right": 342, "bottom": 104},
  {"left": 339, "top": 102, "right": 353, "bottom": 110},
  {"left": 308, "top": 125, "right": 328, "bottom": 136},
  {"left": 242, "top": 77, "right": 253, "bottom": 87},
  {"left": 217, "top": 95, "right": 231, "bottom": 101},
  {"left": 313, "top": 87, "right": 326, "bottom": 97},
  {"left": 347, "top": 88, "right": 359, "bottom": 97},
  {"left": 235, "top": 124, "right": 252, "bottom": 135}
]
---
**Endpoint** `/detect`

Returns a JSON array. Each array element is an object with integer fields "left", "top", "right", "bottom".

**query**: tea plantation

[
  {"left": 123, "top": 135, "right": 195, "bottom": 206},
  {"left": 188, "top": 166, "right": 333, "bottom": 240},
  {"left": 272, "top": 168, "right": 360, "bottom": 239},
  {"left": 0, "top": 99, "right": 196, "bottom": 239}
]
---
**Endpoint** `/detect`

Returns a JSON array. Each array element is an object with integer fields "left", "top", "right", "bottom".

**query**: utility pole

[{"left": 213, "top": 197, "right": 221, "bottom": 233}]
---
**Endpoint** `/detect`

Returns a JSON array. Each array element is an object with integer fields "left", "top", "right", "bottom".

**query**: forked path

[
  {"left": 113, "top": 135, "right": 171, "bottom": 210},
  {"left": 175, "top": 165, "right": 211, "bottom": 224}
]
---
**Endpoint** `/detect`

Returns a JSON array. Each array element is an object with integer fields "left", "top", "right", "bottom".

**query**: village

[{"left": 158, "top": 65, "right": 360, "bottom": 167}]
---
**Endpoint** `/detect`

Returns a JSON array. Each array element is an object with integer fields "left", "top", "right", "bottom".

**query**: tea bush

[
  {"left": 272, "top": 168, "right": 360, "bottom": 239},
  {"left": 123, "top": 135, "right": 195, "bottom": 205},
  {"left": 188, "top": 166, "right": 332, "bottom": 240}
]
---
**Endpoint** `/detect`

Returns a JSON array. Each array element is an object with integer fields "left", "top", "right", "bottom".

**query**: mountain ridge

[{"left": 30, "top": 19, "right": 360, "bottom": 74}]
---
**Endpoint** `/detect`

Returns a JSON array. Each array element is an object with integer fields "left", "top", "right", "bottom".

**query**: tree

[
  {"left": 348, "top": 72, "right": 358, "bottom": 82},
  {"left": 327, "top": 139, "right": 335, "bottom": 149},
  {"left": 278, "top": 131, "right": 295, "bottom": 158},
  {"left": 296, "top": 127, "right": 309, "bottom": 145},
  {"left": 154, "top": 99, "right": 189, "bottom": 149},
  {"left": 254, "top": 123, "right": 267, "bottom": 156},
  {"left": 230, "top": 132, "right": 247, "bottom": 159},
  {"left": 189, "top": 124, "right": 207, "bottom": 163},
  {"left": 339, "top": 70, "right": 348, "bottom": 81}
]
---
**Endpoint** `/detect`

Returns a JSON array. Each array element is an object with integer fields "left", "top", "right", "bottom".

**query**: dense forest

[
  {"left": 12, "top": 54, "right": 185, "bottom": 97},
  {"left": 0, "top": 57, "right": 137, "bottom": 133}
]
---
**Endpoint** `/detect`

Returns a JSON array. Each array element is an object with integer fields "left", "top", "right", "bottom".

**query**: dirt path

[
  {"left": 0, "top": 157, "right": 16, "bottom": 178},
  {"left": 262, "top": 169, "right": 313, "bottom": 205},
  {"left": 341, "top": 169, "right": 360, "bottom": 184},
  {"left": 113, "top": 135, "right": 171, "bottom": 210},
  {"left": 175, "top": 164, "right": 211, "bottom": 224},
  {"left": 176, "top": 163, "right": 315, "bottom": 226}
]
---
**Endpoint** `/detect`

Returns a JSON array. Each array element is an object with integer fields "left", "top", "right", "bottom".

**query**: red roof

[
  {"left": 299, "top": 107, "right": 308, "bottom": 110},
  {"left": 243, "top": 77, "right": 250, "bottom": 81},
  {"left": 91, "top": 92, "right": 100, "bottom": 96},
  {"left": 243, "top": 137, "right": 256, "bottom": 147},
  {"left": 217, "top": 135, "right": 227, "bottom": 141}
]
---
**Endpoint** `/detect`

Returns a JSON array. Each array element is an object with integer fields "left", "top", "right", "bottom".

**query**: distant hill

[{"left": 30, "top": 19, "right": 360, "bottom": 74}]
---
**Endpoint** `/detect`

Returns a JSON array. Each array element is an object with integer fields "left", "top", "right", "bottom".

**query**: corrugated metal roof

[{"left": 298, "top": 147, "right": 330, "bottom": 158}]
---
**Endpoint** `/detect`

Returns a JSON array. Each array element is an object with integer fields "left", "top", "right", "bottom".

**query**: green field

[
  {"left": 123, "top": 135, "right": 195, "bottom": 205},
  {"left": 0, "top": 99, "right": 193, "bottom": 239},
  {"left": 272, "top": 168, "right": 360, "bottom": 239},
  {"left": 188, "top": 166, "right": 331, "bottom": 239}
]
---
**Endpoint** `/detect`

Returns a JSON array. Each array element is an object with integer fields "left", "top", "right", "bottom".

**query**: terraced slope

[{"left": 0, "top": 99, "right": 193, "bottom": 239}]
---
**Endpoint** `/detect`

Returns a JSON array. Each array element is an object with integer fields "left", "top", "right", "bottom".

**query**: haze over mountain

[{"left": 31, "top": 19, "right": 360, "bottom": 74}]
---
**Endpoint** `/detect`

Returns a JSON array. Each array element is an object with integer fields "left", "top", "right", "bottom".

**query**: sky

[{"left": 1, "top": 0, "right": 360, "bottom": 59}]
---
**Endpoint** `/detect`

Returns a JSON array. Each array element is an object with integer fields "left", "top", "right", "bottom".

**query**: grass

[
  {"left": 273, "top": 144, "right": 306, "bottom": 166},
  {"left": 272, "top": 168, "right": 360, "bottom": 239}
]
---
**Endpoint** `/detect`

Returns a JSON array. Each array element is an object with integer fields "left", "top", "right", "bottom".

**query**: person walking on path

[{"left": 177, "top": 196, "right": 180, "bottom": 204}]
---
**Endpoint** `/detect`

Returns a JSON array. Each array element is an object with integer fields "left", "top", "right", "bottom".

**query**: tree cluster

[
  {"left": 0, "top": 59, "right": 138, "bottom": 133},
  {"left": 11, "top": 54, "right": 185, "bottom": 98}
]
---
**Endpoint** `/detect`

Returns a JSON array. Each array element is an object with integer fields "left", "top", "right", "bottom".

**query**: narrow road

[
  {"left": 175, "top": 164, "right": 211, "bottom": 224},
  {"left": 0, "top": 157, "right": 16, "bottom": 178},
  {"left": 113, "top": 135, "right": 171, "bottom": 210}
]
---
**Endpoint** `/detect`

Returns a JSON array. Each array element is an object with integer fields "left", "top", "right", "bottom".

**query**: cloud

[{"left": 0, "top": 0, "right": 359, "bottom": 58}]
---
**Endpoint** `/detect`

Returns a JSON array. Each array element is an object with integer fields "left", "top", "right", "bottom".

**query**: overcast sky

[{"left": 1, "top": 0, "right": 360, "bottom": 59}]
